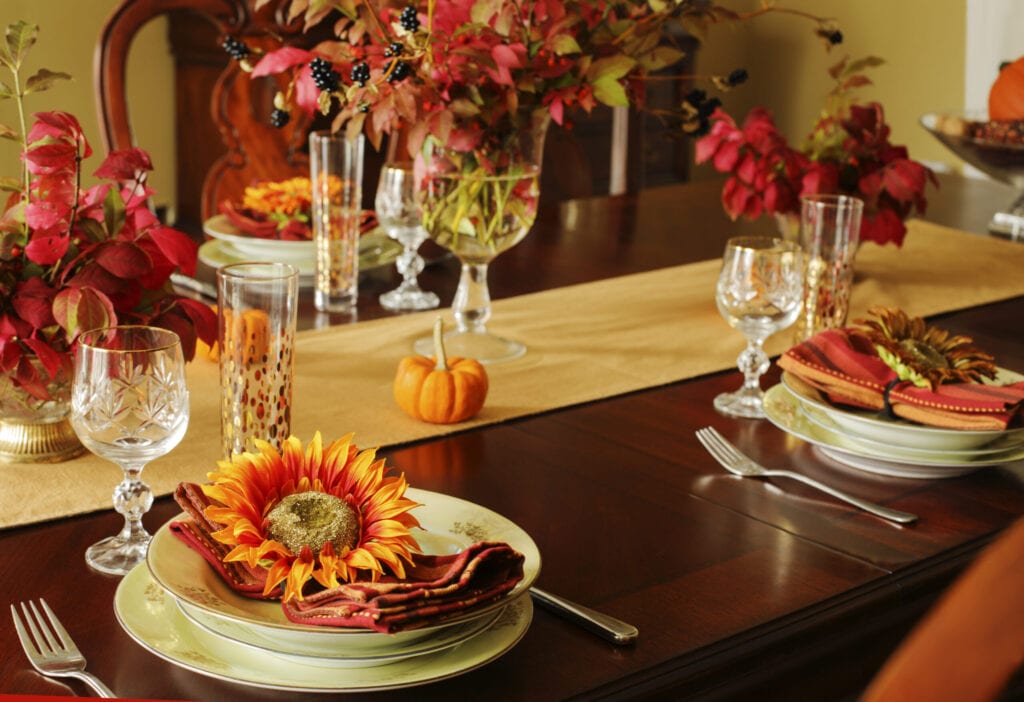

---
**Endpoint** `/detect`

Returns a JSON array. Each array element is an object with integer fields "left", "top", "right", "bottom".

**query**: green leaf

[
  {"left": 845, "top": 55, "right": 886, "bottom": 76},
  {"left": 4, "top": 21, "right": 38, "bottom": 70},
  {"left": 591, "top": 76, "right": 629, "bottom": 107},
  {"left": 0, "top": 122, "right": 18, "bottom": 141},
  {"left": 103, "top": 187, "right": 126, "bottom": 239},
  {"left": 24, "top": 68, "right": 71, "bottom": 95},
  {"left": 586, "top": 55, "right": 636, "bottom": 82},
  {"left": 0, "top": 80, "right": 13, "bottom": 100},
  {"left": 0, "top": 175, "right": 21, "bottom": 192},
  {"left": 550, "top": 34, "right": 581, "bottom": 56},
  {"left": 638, "top": 45, "right": 685, "bottom": 72}
]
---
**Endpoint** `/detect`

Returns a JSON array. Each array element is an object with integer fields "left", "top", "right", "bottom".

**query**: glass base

[
  {"left": 713, "top": 389, "right": 766, "bottom": 419},
  {"left": 85, "top": 533, "right": 150, "bottom": 576},
  {"left": 380, "top": 288, "right": 440, "bottom": 311},
  {"left": 315, "top": 289, "right": 356, "bottom": 313},
  {"left": 413, "top": 330, "right": 526, "bottom": 365}
]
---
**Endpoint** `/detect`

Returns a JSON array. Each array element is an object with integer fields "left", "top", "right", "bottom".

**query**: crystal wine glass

[
  {"left": 714, "top": 237, "right": 803, "bottom": 418},
  {"left": 70, "top": 326, "right": 189, "bottom": 575},
  {"left": 375, "top": 162, "right": 440, "bottom": 311}
]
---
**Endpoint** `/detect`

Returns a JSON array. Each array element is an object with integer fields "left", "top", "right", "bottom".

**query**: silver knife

[{"left": 530, "top": 587, "right": 638, "bottom": 645}]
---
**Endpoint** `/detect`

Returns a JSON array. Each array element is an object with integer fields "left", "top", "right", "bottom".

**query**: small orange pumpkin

[
  {"left": 989, "top": 56, "right": 1024, "bottom": 121},
  {"left": 198, "top": 307, "right": 271, "bottom": 364},
  {"left": 394, "top": 317, "right": 488, "bottom": 424}
]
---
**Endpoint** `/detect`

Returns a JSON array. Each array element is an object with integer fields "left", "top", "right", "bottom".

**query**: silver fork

[
  {"left": 11, "top": 598, "right": 116, "bottom": 698},
  {"left": 696, "top": 427, "right": 918, "bottom": 524}
]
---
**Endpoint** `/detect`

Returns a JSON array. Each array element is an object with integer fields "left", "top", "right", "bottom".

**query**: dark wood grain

[{"left": 2, "top": 173, "right": 1021, "bottom": 700}]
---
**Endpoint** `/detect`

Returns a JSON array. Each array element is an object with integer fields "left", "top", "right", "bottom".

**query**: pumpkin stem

[{"left": 433, "top": 316, "right": 448, "bottom": 371}]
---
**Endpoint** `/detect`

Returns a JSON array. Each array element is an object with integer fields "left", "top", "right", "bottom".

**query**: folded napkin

[
  {"left": 170, "top": 483, "right": 525, "bottom": 633},
  {"left": 777, "top": 329, "right": 1024, "bottom": 431}
]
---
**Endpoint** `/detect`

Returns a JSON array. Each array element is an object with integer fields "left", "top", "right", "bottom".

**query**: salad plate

[
  {"left": 117, "top": 564, "right": 532, "bottom": 692},
  {"left": 764, "top": 383, "right": 1024, "bottom": 478},
  {"left": 204, "top": 213, "right": 314, "bottom": 260},
  {"left": 781, "top": 371, "right": 1024, "bottom": 452},
  {"left": 146, "top": 488, "right": 540, "bottom": 658}
]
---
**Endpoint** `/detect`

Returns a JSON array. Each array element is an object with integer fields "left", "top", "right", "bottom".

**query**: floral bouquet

[
  {"left": 0, "top": 21, "right": 216, "bottom": 407},
  {"left": 696, "top": 56, "right": 937, "bottom": 247}
]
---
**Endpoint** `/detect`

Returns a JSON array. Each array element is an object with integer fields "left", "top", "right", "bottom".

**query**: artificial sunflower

[
  {"left": 852, "top": 306, "right": 998, "bottom": 390},
  {"left": 202, "top": 432, "right": 421, "bottom": 603}
]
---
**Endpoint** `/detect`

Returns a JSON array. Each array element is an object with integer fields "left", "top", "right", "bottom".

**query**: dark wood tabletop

[{"left": 2, "top": 172, "right": 1022, "bottom": 701}]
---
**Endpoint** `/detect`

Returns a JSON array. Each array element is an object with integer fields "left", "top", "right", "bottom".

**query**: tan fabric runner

[{"left": 3, "top": 219, "right": 1024, "bottom": 529}]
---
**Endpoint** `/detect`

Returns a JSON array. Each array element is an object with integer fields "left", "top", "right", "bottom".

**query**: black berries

[
  {"left": 222, "top": 36, "right": 251, "bottom": 60},
  {"left": 309, "top": 57, "right": 341, "bottom": 92},
  {"left": 385, "top": 60, "right": 411, "bottom": 83},
  {"left": 682, "top": 89, "right": 721, "bottom": 137},
  {"left": 399, "top": 6, "right": 420, "bottom": 32},
  {"left": 827, "top": 30, "right": 843, "bottom": 45},
  {"left": 270, "top": 108, "right": 290, "bottom": 128},
  {"left": 350, "top": 62, "right": 371, "bottom": 87},
  {"left": 726, "top": 68, "right": 748, "bottom": 87},
  {"left": 384, "top": 42, "right": 404, "bottom": 58}
]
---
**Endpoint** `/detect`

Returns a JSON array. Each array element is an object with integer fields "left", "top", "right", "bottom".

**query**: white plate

[
  {"left": 176, "top": 598, "right": 502, "bottom": 668},
  {"left": 116, "top": 564, "right": 532, "bottom": 693},
  {"left": 204, "top": 213, "right": 313, "bottom": 260},
  {"left": 146, "top": 488, "right": 541, "bottom": 658},
  {"left": 781, "top": 371, "right": 1024, "bottom": 452},
  {"left": 199, "top": 240, "right": 315, "bottom": 278},
  {"left": 764, "top": 383, "right": 1024, "bottom": 478}
]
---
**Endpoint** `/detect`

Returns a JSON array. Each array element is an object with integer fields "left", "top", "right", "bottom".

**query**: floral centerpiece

[
  {"left": 0, "top": 21, "right": 216, "bottom": 458},
  {"left": 695, "top": 56, "right": 937, "bottom": 247}
]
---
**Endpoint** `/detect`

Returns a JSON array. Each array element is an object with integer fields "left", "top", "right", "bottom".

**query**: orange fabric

[{"left": 861, "top": 518, "right": 1024, "bottom": 702}]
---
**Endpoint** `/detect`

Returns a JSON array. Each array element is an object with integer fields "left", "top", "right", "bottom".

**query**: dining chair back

[
  {"left": 94, "top": 0, "right": 318, "bottom": 233},
  {"left": 860, "top": 516, "right": 1024, "bottom": 702}
]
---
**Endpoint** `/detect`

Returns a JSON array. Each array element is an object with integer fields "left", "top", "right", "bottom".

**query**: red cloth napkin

[
  {"left": 777, "top": 329, "right": 1024, "bottom": 431},
  {"left": 169, "top": 483, "right": 526, "bottom": 633},
  {"left": 218, "top": 200, "right": 312, "bottom": 240}
]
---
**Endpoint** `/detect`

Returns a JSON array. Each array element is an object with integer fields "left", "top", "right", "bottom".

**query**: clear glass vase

[
  {"left": 0, "top": 358, "right": 84, "bottom": 463},
  {"left": 413, "top": 112, "right": 549, "bottom": 364}
]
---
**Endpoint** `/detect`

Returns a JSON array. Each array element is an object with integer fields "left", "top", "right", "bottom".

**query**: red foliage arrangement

[
  {"left": 695, "top": 56, "right": 937, "bottom": 247},
  {"left": 0, "top": 22, "right": 216, "bottom": 402}
]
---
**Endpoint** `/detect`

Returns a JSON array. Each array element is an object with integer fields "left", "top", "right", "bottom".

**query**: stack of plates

[
  {"left": 763, "top": 373, "right": 1024, "bottom": 479},
  {"left": 200, "top": 214, "right": 402, "bottom": 283},
  {"left": 114, "top": 488, "right": 540, "bottom": 692}
]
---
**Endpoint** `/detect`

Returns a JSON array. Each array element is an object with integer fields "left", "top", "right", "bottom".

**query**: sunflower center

[
  {"left": 898, "top": 338, "right": 949, "bottom": 370},
  {"left": 266, "top": 491, "right": 360, "bottom": 556}
]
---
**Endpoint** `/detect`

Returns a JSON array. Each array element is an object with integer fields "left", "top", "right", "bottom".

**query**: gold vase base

[{"left": 0, "top": 417, "right": 85, "bottom": 464}]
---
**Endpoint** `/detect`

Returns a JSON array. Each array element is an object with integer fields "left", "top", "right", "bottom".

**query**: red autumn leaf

[
  {"left": 27, "top": 111, "right": 89, "bottom": 156},
  {"left": 94, "top": 241, "right": 153, "bottom": 279},
  {"left": 175, "top": 297, "right": 218, "bottom": 347},
  {"left": 24, "top": 200, "right": 69, "bottom": 231},
  {"left": 21, "top": 337, "right": 68, "bottom": 378},
  {"left": 94, "top": 147, "right": 153, "bottom": 181},
  {"left": 13, "top": 355, "right": 49, "bottom": 401},
  {"left": 11, "top": 277, "right": 57, "bottom": 330},
  {"left": 0, "top": 312, "right": 32, "bottom": 339},
  {"left": 150, "top": 308, "right": 198, "bottom": 361},
  {"left": 252, "top": 47, "right": 313, "bottom": 77},
  {"left": 25, "top": 230, "right": 69, "bottom": 264},
  {"left": 66, "top": 261, "right": 128, "bottom": 297},
  {"left": 147, "top": 225, "right": 198, "bottom": 275},
  {"left": 52, "top": 286, "right": 117, "bottom": 339},
  {"left": 23, "top": 142, "right": 79, "bottom": 175}
]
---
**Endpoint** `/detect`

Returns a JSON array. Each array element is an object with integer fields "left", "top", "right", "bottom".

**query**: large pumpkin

[{"left": 989, "top": 56, "right": 1024, "bottom": 121}]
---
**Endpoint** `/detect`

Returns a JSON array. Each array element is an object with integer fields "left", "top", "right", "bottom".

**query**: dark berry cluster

[
  {"left": 270, "top": 108, "right": 290, "bottom": 128},
  {"left": 725, "top": 68, "right": 748, "bottom": 87},
  {"left": 222, "top": 36, "right": 251, "bottom": 60},
  {"left": 682, "top": 89, "right": 721, "bottom": 137},
  {"left": 384, "top": 42, "right": 403, "bottom": 58},
  {"left": 309, "top": 57, "right": 341, "bottom": 92},
  {"left": 385, "top": 60, "right": 411, "bottom": 83},
  {"left": 827, "top": 30, "right": 843, "bottom": 45},
  {"left": 399, "top": 6, "right": 420, "bottom": 32},
  {"left": 350, "top": 62, "right": 371, "bottom": 87}
]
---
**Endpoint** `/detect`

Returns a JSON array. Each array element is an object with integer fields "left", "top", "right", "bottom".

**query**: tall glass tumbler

[
  {"left": 795, "top": 194, "right": 863, "bottom": 342},
  {"left": 310, "top": 130, "right": 365, "bottom": 312},
  {"left": 217, "top": 262, "right": 299, "bottom": 458}
]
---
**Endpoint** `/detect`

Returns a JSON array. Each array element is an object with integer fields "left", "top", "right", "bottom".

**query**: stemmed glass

[
  {"left": 375, "top": 162, "right": 440, "bottom": 311},
  {"left": 70, "top": 326, "right": 189, "bottom": 575},
  {"left": 714, "top": 237, "right": 803, "bottom": 418}
]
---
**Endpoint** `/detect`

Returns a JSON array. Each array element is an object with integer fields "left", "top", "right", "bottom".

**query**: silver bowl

[{"left": 921, "top": 111, "right": 1024, "bottom": 237}]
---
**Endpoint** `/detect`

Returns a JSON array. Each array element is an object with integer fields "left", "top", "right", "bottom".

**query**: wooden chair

[
  {"left": 94, "top": 0, "right": 319, "bottom": 234},
  {"left": 861, "top": 517, "right": 1024, "bottom": 702}
]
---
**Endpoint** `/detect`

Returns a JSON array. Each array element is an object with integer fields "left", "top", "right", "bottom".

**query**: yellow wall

[
  {"left": 0, "top": 1, "right": 175, "bottom": 206},
  {"left": 1, "top": 0, "right": 968, "bottom": 211},
  {"left": 695, "top": 0, "right": 966, "bottom": 179}
]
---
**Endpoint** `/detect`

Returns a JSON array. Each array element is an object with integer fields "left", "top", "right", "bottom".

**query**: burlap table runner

[{"left": 3, "top": 219, "right": 1023, "bottom": 529}]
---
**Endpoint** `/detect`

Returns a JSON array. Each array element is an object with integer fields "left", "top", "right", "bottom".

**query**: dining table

[{"left": 1, "top": 170, "right": 1023, "bottom": 701}]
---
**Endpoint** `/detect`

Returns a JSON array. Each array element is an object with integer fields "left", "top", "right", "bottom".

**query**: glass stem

[
  {"left": 737, "top": 337, "right": 769, "bottom": 397},
  {"left": 453, "top": 262, "right": 491, "bottom": 334},
  {"left": 113, "top": 463, "right": 153, "bottom": 542},
  {"left": 395, "top": 241, "right": 426, "bottom": 292}
]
